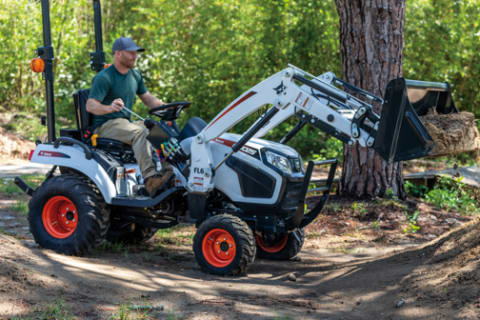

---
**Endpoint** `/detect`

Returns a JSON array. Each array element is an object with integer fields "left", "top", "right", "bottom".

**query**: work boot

[{"left": 145, "top": 169, "right": 174, "bottom": 197}]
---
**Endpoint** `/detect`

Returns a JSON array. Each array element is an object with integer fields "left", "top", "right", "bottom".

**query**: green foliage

[
  {"left": 403, "top": 210, "right": 420, "bottom": 233},
  {"left": 351, "top": 201, "right": 367, "bottom": 217},
  {"left": 404, "top": 180, "right": 429, "bottom": 198},
  {"left": 404, "top": 0, "right": 480, "bottom": 115},
  {"left": 32, "top": 299, "right": 76, "bottom": 320},
  {"left": 111, "top": 304, "right": 131, "bottom": 320},
  {"left": 424, "top": 176, "right": 479, "bottom": 214},
  {"left": 311, "top": 137, "right": 343, "bottom": 160},
  {"left": 1, "top": 0, "right": 479, "bottom": 159},
  {"left": 385, "top": 188, "right": 397, "bottom": 200},
  {"left": 0, "top": 0, "right": 340, "bottom": 158},
  {"left": 406, "top": 176, "right": 478, "bottom": 215}
]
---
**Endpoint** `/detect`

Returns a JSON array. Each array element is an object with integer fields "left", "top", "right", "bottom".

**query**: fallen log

[{"left": 420, "top": 112, "right": 480, "bottom": 157}]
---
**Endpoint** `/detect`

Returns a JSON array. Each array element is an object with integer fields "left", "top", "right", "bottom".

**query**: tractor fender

[{"left": 30, "top": 143, "right": 117, "bottom": 203}]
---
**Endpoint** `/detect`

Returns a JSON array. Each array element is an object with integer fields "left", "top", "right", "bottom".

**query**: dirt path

[
  {"left": 1, "top": 196, "right": 476, "bottom": 319},
  {"left": 0, "top": 233, "right": 440, "bottom": 320}
]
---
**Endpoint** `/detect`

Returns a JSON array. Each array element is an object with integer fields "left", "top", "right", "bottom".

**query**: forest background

[{"left": 1, "top": 0, "right": 479, "bottom": 159}]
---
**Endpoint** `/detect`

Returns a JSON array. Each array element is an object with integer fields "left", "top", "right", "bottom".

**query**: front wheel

[
  {"left": 256, "top": 228, "right": 305, "bottom": 260},
  {"left": 28, "top": 174, "right": 110, "bottom": 256},
  {"left": 193, "top": 214, "right": 256, "bottom": 275}
]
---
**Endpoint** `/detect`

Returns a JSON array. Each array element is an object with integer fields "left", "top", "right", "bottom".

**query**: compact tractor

[{"left": 16, "top": 0, "right": 460, "bottom": 275}]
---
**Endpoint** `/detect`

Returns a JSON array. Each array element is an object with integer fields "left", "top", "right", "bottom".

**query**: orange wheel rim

[
  {"left": 202, "top": 228, "right": 236, "bottom": 268},
  {"left": 42, "top": 196, "right": 78, "bottom": 239},
  {"left": 256, "top": 234, "right": 288, "bottom": 253}
]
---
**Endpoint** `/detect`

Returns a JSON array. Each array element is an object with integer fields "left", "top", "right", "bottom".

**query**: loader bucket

[
  {"left": 403, "top": 79, "right": 457, "bottom": 116},
  {"left": 373, "top": 77, "right": 458, "bottom": 162}
]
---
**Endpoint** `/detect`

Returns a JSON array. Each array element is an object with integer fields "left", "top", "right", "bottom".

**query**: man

[{"left": 86, "top": 37, "right": 173, "bottom": 196}]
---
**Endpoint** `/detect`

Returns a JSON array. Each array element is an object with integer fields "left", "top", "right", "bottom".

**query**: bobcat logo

[{"left": 274, "top": 81, "right": 286, "bottom": 94}]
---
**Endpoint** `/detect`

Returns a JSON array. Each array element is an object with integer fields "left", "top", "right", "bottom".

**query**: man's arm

[
  {"left": 86, "top": 98, "right": 124, "bottom": 115},
  {"left": 139, "top": 91, "right": 164, "bottom": 109}
]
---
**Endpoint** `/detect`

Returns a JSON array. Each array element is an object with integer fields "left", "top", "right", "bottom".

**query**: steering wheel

[{"left": 149, "top": 101, "right": 191, "bottom": 121}]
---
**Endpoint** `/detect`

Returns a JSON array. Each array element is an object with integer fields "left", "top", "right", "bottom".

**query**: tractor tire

[
  {"left": 256, "top": 228, "right": 305, "bottom": 260},
  {"left": 106, "top": 220, "right": 158, "bottom": 244},
  {"left": 28, "top": 174, "right": 110, "bottom": 256},
  {"left": 193, "top": 214, "right": 256, "bottom": 276}
]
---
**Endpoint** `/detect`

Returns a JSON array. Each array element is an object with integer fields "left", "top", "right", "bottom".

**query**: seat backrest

[{"left": 73, "top": 89, "right": 91, "bottom": 134}]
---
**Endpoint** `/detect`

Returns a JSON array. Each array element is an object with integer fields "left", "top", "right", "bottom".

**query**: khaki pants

[{"left": 95, "top": 118, "right": 160, "bottom": 180}]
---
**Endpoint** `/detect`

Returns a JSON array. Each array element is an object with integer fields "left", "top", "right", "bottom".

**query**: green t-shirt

[{"left": 89, "top": 65, "right": 147, "bottom": 128}]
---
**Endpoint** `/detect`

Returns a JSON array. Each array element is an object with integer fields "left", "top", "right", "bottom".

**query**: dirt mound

[
  {"left": 402, "top": 218, "right": 480, "bottom": 317},
  {"left": 0, "top": 258, "right": 40, "bottom": 294},
  {"left": 0, "top": 127, "right": 35, "bottom": 160},
  {"left": 421, "top": 112, "right": 480, "bottom": 156},
  {"left": 0, "top": 236, "right": 48, "bottom": 294}
]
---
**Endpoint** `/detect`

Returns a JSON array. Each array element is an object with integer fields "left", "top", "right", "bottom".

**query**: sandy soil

[{"left": 0, "top": 192, "right": 478, "bottom": 320}]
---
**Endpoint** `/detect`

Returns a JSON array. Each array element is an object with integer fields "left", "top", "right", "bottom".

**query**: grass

[
  {"left": 96, "top": 241, "right": 129, "bottom": 254},
  {"left": 10, "top": 200, "right": 29, "bottom": 215},
  {"left": 324, "top": 202, "right": 342, "bottom": 212},
  {"left": 351, "top": 202, "right": 367, "bottom": 218},
  {"left": 153, "top": 225, "right": 195, "bottom": 246},
  {"left": 0, "top": 175, "right": 44, "bottom": 196},
  {"left": 12, "top": 298, "right": 78, "bottom": 320},
  {"left": 108, "top": 300, "right": 167, "bottom": 320},
  {"left": 9, "top": 299, "right": 169, "bottom": 320},
  {"left": 403, "top": 210, "right": 420, "bottom": 233},
  {"left": 0, "top": 175, "right": 43, "bottom": 215}
]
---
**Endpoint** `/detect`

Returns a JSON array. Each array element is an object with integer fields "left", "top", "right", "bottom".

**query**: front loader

[{"left": 16, "top": 0, "right": 472, "bottom": 275}]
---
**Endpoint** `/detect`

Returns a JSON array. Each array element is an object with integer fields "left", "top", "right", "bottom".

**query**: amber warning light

[{"left": 30, "top": 57, "right": 45, "bottom": 73}]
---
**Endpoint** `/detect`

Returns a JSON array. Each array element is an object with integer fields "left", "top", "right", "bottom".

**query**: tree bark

[{"left": 335, "top": 0, "right": 406, "bottom": 198}]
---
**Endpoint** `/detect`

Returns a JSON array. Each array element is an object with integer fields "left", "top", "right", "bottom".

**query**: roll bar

[
  {"left": 37, "top": 0, "right": 105, "bottom": 143},
  {"left": 38, "top": 0, "right": 55, "bottom": 142}
]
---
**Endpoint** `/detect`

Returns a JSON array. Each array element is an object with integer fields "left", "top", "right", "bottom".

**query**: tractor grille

[{"left": 280, "top": 181, "right": 303, "bottom": 211}]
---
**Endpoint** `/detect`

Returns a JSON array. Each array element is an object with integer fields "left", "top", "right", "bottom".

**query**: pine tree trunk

[{"left": 335, "top": 0, "right": 406, "bottom": 199}]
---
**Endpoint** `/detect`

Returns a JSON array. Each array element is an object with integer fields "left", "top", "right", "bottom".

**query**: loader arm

[
  {"left": 187, "top": 66, "right": 381, "bottom": 195},
  {"left": 251, "top": 67, "right": 381, "bottom": 144}
]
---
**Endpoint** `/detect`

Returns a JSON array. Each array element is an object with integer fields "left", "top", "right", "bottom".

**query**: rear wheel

[
  {"left": 28, "top": 174, "right": 110, "bottom": 255},
  {"left": 256, "top": 228, "right": 305, "bottom": 260},
  {"left": 193, "top": 214, "right": 256, "bottom": 275}
]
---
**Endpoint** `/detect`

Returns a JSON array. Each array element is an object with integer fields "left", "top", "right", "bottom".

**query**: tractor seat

[{"left": 73, "top": 89, "right": 135, "bottom": 163}]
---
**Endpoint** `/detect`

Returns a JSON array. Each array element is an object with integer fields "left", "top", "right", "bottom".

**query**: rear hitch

[{"left": 14, "top": 177, "right": 35, "bottom": 196}]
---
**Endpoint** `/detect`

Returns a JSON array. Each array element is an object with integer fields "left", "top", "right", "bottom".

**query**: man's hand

[{"left": 110, "top": 98, "right": 124, "bottom": 113}]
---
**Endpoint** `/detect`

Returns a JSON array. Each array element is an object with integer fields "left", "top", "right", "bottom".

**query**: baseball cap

[{"left": 112, "top": 37, "right": 145, "bottom": 54}]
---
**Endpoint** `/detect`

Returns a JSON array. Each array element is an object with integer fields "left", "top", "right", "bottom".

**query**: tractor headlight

[{"left": 265, "top": 150, "right": 292, "bottom": 174}]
